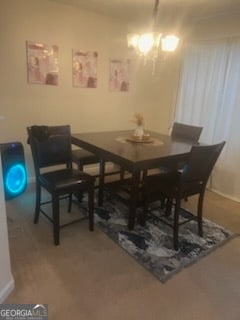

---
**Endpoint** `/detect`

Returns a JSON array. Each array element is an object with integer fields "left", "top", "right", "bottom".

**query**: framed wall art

[
  {"left": 109, "top": 59, "right": 130, "bottom": 92},
  {"left": 26, "top": 41, "right": 59, "bottom": 85},
  {"left": 72, "top": 50, "right": 98, "bottom": 88}
]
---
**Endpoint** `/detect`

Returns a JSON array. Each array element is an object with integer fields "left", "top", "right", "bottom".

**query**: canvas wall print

[
  {"left": 72, "top": 50, "right": 98, "bottom": 88},
  {"left": 109, "top": 59, "right": 130, "bottom": 92},
  {"left": 26, "top": 41, "right": 59, "bottom": 85}
]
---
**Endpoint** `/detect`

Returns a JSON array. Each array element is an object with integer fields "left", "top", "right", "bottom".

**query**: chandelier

[{"left": 127, "top": 0, "right": 179, "bottom": 65}]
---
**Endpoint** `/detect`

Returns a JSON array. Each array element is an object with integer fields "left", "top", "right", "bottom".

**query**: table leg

[
  {"left": 98, "top": 158, "right": 105, "bottom": 206},
  {"left": 128, "top": 171, "right": 141, "bottom": 230}
]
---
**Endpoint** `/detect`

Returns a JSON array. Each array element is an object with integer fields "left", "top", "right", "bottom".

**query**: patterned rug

[{"left": 94, "top": 198, "right": 234, "bottom": 283}]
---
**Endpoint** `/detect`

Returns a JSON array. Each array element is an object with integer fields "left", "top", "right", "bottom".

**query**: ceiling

[{"left": 49, "top": 0, "right": 240, "bottom": 27}]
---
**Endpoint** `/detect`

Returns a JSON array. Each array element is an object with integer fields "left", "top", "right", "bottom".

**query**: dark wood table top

[
  {"left": 72, "top": 130, "right": 194, "bottom": 172},
  {"left": 72, "top": 129, "right": 198, "bottom": 229}
]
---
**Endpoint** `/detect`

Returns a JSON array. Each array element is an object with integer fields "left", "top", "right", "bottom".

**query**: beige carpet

[{"left": 4, "top": 184, "right": 240, "bottom": 320}]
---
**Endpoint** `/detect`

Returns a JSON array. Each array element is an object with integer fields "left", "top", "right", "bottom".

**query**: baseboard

[
  {"left": 0, "top": 277, "right": 15, "bottom": 303},
  {"left": 209, "top": 187, "right": 240, "bottom": 203},
  {"left": 28, "top": 176, "right": 35, "bottom": 184}
]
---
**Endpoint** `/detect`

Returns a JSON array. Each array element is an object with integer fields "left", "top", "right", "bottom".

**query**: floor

[{"left": 4, "top": 184, "right": 240, "bottom": 320}]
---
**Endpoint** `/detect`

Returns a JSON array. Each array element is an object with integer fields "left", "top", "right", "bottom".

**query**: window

[{"left": 175, "top": 39, "right": 240, "bottom": 201}]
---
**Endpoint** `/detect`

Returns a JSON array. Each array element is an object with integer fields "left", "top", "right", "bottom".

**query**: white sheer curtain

[{"left": 175, "top": 39, "right": 240, "bottom": 201}]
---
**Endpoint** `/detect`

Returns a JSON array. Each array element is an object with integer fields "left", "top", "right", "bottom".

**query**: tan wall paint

[
  {"left": 0, "top": 0, "right": 181, "bottom": 178},
  {"left": 186, "top": 13, "right": 240, "bottom": 41},
  {"left": 2, "top": 2, "right": 238, "bottom": 180}
]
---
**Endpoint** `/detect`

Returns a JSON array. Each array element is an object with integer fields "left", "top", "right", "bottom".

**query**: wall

[
  {"left": 186, "top": 12, "right": 240, "bottom": 41},
  {"left": 0, "top": 155, "right": 15, "bottom": 302},
  {"left": 0, "top": 0, "right": 181, "bottom": 179}
]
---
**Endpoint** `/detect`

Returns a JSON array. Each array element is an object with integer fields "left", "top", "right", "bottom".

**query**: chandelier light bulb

[
  {"left": 126, "top": 0, "right": 180, "bottom": 68},
  {"left": 127, "top": 34, "right": 139, "bottom": 48},
  {"left": 138, "top": 33, "right": 154, "bottom": 55},
  {"left": 161, "top": 35, "right": 179, "bottom": 52}
]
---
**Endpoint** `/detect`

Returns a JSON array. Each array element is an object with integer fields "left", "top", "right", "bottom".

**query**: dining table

[{"left": 71, "top": 130, "right": 195, "bottom": 230}]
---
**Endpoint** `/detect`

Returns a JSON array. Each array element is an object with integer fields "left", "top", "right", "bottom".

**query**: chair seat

[
  {"left": 103, "top": 177, "right": 144, "bottom": 207},
  {"left": 145, "top": 170, "right": 205, "bottom": 202},
  {"left": 72, "top": 149, "right": 99, "bottom": 166},
  {"left": 144, "top": 171, "right": 180, "bottom": 210},
  {"left": 72, "top": 148, "right": 124, "bottom": 180},
  {"left": 39, "top": 169, "right": 94, "bottom": 193}
]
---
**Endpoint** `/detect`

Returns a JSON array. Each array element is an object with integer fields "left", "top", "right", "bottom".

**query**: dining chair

[
  {"left": 142, "top": 121, "right": 204, "bottom": 207},
  {"left": 72, "top": 149, "right": 123, "bottom": 181},
  {"left": 142, "top": 141, "right": 226, "bottom": 250},
  {"left": 165, "top": 121, "right": 203, "bottom": 172},
  {"left": 27, "top": 125, "right": 95, "bottom": 245},
  {"left": 170, "top": 121, "right": 204, "bottom": 200},
  {"left": 171, "top": 121, "right": 203, "bottom": 143},
  {"left": 71, "top": 148, "right": 99, "bottom": 172},
  {"left": 143, "top": 122, "right": 203, "bottom": 178}
]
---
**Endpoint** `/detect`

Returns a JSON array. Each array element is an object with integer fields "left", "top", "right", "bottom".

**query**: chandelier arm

[
  {"left": 152, "top": 0, "right": 160, "bottom": 27},
  {"left": 126, "top": 0, "right": 179, "bottom": 68}
]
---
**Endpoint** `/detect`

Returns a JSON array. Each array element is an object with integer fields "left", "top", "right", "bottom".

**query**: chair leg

[
  {"left": 76, "top": 191, "right": 84, "bottom": 203},
  {"left": 173, "top": 198, "right": 180, "bottom": 250},
  {"left": 68, "top": 193, "right": 72, "bottom": 212},
  {"left": 34, "top": 182, "right": 41, "bottom": 224},
  {"left": 76, "top": 163, "right": 84, "bottom": 202},
  {"left": 88, "top": 184, "right": 94, "bottom": 231},
  {"left": 120, "top": 169, "right": 125, "bottom": 180},
  {"left": 52, "top": 194, "right": 60, "bottom": 245},
  {"left": 160, "top": 196, "right": 166, "bottom": 209},
  {"left": 197, "top": 192, "right": 204, "bottom": 237},
  {"left": 78, "top": 163, "right": 83, "bottom": 171},
  {"left": 139, "top": 187, "right": 149, "bottom": 226},
  {"left": 165, "top": 198, "right": 173, "bottom": 216}
]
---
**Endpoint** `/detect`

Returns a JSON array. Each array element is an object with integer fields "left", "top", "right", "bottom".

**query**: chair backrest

[
  {"left": 181, "top": 141, "right": 226, "bottom": 187},
  {"left": 27, "top": 125, "right": 72, "bottom": 174},
  {"left": 171, "top": 122, "right": 203, "bottom": 143}
]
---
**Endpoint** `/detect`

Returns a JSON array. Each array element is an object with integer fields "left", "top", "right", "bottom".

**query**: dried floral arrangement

[{"left": 130, "top": 112, "right": 144, "bottom": 126}]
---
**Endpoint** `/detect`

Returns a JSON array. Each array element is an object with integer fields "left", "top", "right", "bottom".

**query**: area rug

[{"left": 94, "top": 198, "right": 235, "bottom": 283}]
